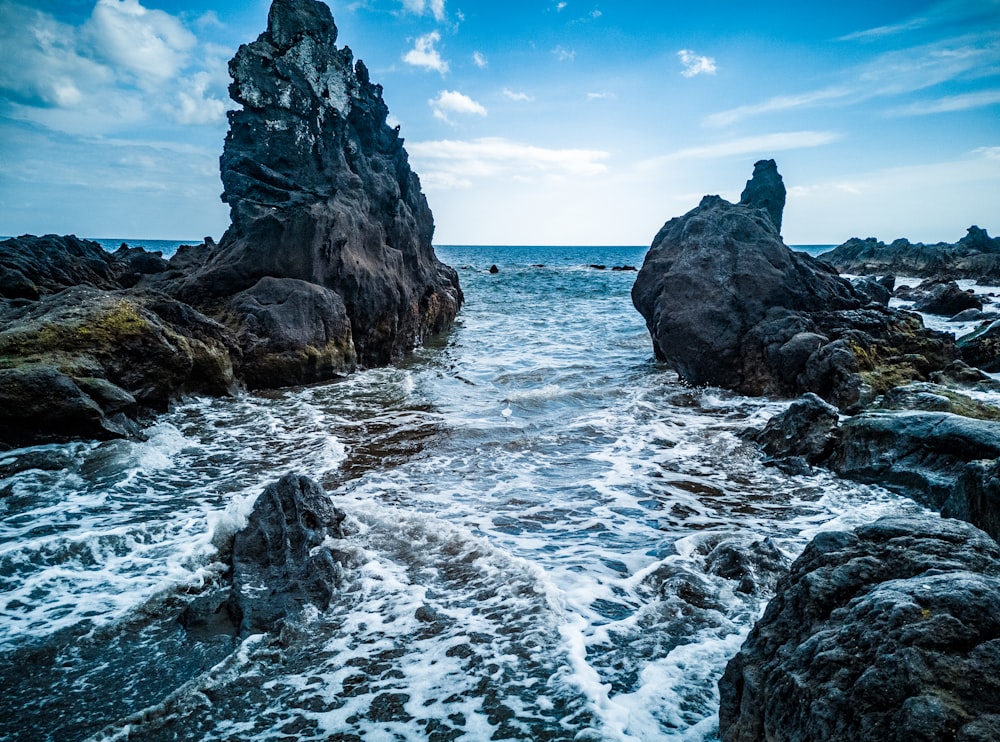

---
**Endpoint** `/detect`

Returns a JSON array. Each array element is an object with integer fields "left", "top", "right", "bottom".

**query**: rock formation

[
  {"left": 719, "top": 514, "right": 1000, "bottom": 742},
  {"left": 739, "top": 159, "right": 786, "bottom": 234},
  {"left": 631, "top": 162, "right": 958, "bottom": 410},
  {"left": 823, "top": 225, "right": 1000, "bottom": 281},
  {"left": 0, "top": 0, "right": 461, "bottom": 447},
  {"left": 172, "top": 0, "right": 461, "bottom": 373},
  {"left": 180, "top": 473, "right": 350, "bottom": 636},
  {"left": 895, "top": 278, "right": 982, "bottom": 316}
]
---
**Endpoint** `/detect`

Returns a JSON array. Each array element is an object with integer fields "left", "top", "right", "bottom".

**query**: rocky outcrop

[
  {"left": 170, "top": 0, "right": 461, "bottom": 372},
  {"left": 180, "top": 473, "right": 350, "bottom": 636},
  {"left": 739, "top": 159, "right": 786, "bottom": 234},
  {"left": 631, "top": 163, "right": 959, "bottom": 411},
  {"left": 958, "top": 320, "right": 1000, "bottom": 372},
  {"left": 719, "top": 514, "right": 1000, "bottom": 742},
  {"left": 823, "top": 225, "right": 1000, "bottom": 281},
  {"left": 0, "top": 286, "right": 239, "bottom": 446},
  {"left": 0, "top": 0, "right": 461, "bottom": 447},
  {"left": 895, "top": 278, "right": 982, "bottom": 316},
  {"left": 753, "top": 384, "right": 1000, "bottom": 541}
]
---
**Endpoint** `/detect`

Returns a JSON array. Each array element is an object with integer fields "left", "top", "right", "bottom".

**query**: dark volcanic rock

[
  {"left": 0, "top": 235, "right": 125, "bottom": 300},
  {"left": 754, "top": 392, "right": 840, "bottom": 469},
  {"left": 896, "top": 278, "right": 982, "bottom": 316},
  {"left": 631, "top": 163, "right": 959, "bottom": 410},
  {"left": 0, "top": 287, "right": 238, "bottom": 445},
  {"left": 739, "top": 159, "right": 786, "bottom": 234},
  {"left": 827, "top": 410, "right": 1000, "bottom": 510},
  {"left": 958, "top": 319, "right": 1000, "bottom": 372},
  {"left": 180, "top": 474, "right": 349, "bottom": 636},
  {"left": 719, "top": 514, "right": 1000, "bottom": 742},
  {"left": 824, "top": 225, "right": 1000, "bottom": 281},
  {"left": 172, "top": 0, "right": 461, "bottom": 371}
]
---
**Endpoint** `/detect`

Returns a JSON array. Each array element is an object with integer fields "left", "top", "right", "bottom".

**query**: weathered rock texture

[
  {"left": 755, "top": 386, "right": 1000, "bottom": 541},
  {"left": 0, "top": 0, "right": 461, "bottom": 447},
  {"left": 631, "top": 163, "right": 958, "bottom": 411},
  {"left": 719, "top": 514, "right": 1000, "bottom": 742},
  {"left": 739, "top": 159, "right": 786, "bottom": 234},
  {"left": 180, "top": 473, "right": 349, "bottom": 636},
  {"left": 173, "top": 0, "right": 461, "bottom": 371},
  {"left": 823, "top": 225, "right": 1000, "bottom": 281}
]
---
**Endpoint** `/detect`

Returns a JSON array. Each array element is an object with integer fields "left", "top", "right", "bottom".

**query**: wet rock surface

[
  {"left": 0, "top": 0, "right": 460, "bottom": 447},
  {"left": 631, "top": 162, "right": 958, "bottom": 411},
  {"left": 180, "top": 474, "right": 350, "bottom": 636},
  {"left": 719, "top": 514, "right": 1000, "bottom": 742},
  {"left": 823, "top": 225, "right": 1000, "bottom": 281}
]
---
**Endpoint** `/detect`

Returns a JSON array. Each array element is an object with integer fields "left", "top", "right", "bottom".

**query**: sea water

[{"left": 1, "top": 244, "right": 931, "bottom": 741}]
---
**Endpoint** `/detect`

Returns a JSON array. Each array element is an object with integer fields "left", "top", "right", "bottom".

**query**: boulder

[
  {"left": 826, "top": 410, "right": 1000, "bottom": 510},
  {"left": 223, "top": 276, "right": 356, "bottom": 388},
  {"left": 823, "top": 225, "right": 1000, "bottom": 281},
  {"left": 896, "top": 278, "right": 982, "bottom": 316},
  {"left": 851, "top": 276, "right": 891, "bottom": 306},
  {"left": 180, "top": 473, "right": 349, "bottom": 636},
  {"left": 0, "top": 234, "right": 126, "bottom": 300},
  {"left": 958, "top": 319, "right": 1000, "bottom": 372},
  {"left": 719, "top": 514, "right": 1000, "bottom": 742},
  {"left": 170, "top": 0, "right": 461, "bottom": 368},
  {"left": 753, "top": 392, "right": 840, "bottom": 470},
  {"left": 0, "top": 287, "right": 239, "bottom": 444},
  {"left": 631, "top": 163, "right": 959, "bottom": 410}
]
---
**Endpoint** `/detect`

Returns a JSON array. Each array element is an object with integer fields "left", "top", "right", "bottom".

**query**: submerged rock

[
  {"left": 172, "top": 0, "right": 461, "bottom": 373},
  {"left": 719, "top": 514, "right": 1000, "bottom": 742},
  {"left": 631, "top": 162, "right": 958, "bottom": 410},
  {"left": 180, "top": 474, "right": 349, "bottom": 636}
]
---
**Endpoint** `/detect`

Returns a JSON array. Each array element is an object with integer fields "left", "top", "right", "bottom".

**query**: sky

[{"left": 1, "top": 0, "right": 998, "bottom": 246}]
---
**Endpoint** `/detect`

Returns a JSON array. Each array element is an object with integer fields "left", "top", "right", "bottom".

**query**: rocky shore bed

[
  {"left": 2, "top": 1, "right": 998, "bottom": 737},
  {"left": 633, "top": 160, "right": 1000, "bottom": 738}
]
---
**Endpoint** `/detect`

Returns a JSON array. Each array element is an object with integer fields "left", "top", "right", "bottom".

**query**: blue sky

[{"left": 1, "top": 0, "right": 998, "bottom": 245}]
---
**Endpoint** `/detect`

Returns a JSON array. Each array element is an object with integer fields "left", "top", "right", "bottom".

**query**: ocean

[{"left": 0, "top": 243, "right": 923, "bottom": 741}]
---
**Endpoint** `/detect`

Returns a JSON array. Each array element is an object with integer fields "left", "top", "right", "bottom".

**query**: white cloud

[
  {"left": 407, "top": 137, "right": 609, "bottom": 189},
  {"left": 587, "top": 91, "right": 615, "bottom": 100},
  {"left": 472, "top": 51, "right": 488, "bottom": 68},
  {"left": 403, "top": 31, "right": 449, "bottom": 74},
  {"left": 644, "top": 131, "right": 842, "bottom": 165},
  {"left": 838, "top": 17, "right": 928, "bottom": 42},
  {"left": 556, "top": 2, "right": 568, "bottom": 10},
  {"left": 591, "top": 10, "right": 602, "bottom": 18},
  {"left": 429, "top": 90, "right": 487, "bottom": 123},
  {"left": 677, "top": 49, "right": 717, "bottom": 77},
  {"left": 402, "top": 0, "right": 446, "bottom": 22},
  {"left": 887, "top": 89, "right": 1000, "bottom": 116},
  {"left": 503, "top": 88, "right": 534, "bottom": 102},
  {"left": 705, "top": 87, "right": 852, "bottom": 128},
  {"left": 86, "top": 0, "right": 196, "bottom": 85},
  {"left": 552, "top": 45, "right": 576, "bottom": 62},
  {"left": 0, "top": 0, "right": 229, "bottom": 136}
]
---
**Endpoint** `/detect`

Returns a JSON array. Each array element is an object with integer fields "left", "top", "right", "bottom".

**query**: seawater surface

[{"left": 0, "top": 244, "right": 923, "bottom": 741}]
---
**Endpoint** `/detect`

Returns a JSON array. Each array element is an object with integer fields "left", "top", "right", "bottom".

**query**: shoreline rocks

[
  {"left": 0, "top": 0, "right": 460, "bottom": 448},
  {"left": 631, "top": 161, "right": 959, "bottom": 411},
  {"left": 180, "top": 473, "right": 350, "bottom": 637},
  {"left": 719, "top": 514, "right": 1000, "bottom": 742},
  {"left": 823, "top": 225, "right": 1000, "bottom": 282}
]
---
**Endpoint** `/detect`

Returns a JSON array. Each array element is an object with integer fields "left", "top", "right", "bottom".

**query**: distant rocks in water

[
  {"left": 0, "top": 0, "right": 461, "bottom": 447},
  {"left": 589, "top": 264, "right": 606, "bottom": 270},
  {"left": 632, "top": 160, "right": 958, "bottom": 411},
  {"left": 823, "top": 225, "right": 1000, "bottom": 281},
  {"left": 180, "top": 474, "right": 350, "bottom": 636},
  {"left": 612, "top": 265, "right": 637, "bottom": 272},
  {"left": 489, "top": 264, "right": 500, "bottom": 274},
  {"left": 719, "top": 514, "right": 1000, "bottom": 742}
]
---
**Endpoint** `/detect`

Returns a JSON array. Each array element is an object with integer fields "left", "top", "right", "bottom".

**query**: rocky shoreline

[
  {"left": 0, "top": 0, "right": 460, "bottom": 449},
  {"left": 2, "top": 0, "right": 998, "bottom": 737},
  {"left": 631, "top": 160, "right": 1000, "bottom": 738}
]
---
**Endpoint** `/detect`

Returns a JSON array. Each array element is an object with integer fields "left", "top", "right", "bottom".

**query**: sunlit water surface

[{"left": 0, "top": 245, "right": 930, "bottom": 741}]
